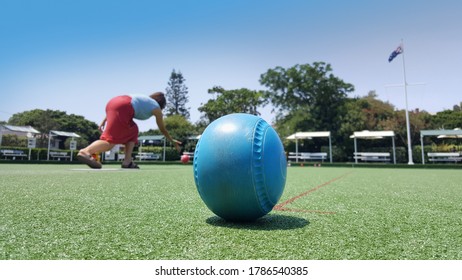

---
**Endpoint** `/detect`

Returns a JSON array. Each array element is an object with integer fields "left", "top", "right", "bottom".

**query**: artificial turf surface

[{"left": 0, "top": 164, "right": 461, "bottom": 260}]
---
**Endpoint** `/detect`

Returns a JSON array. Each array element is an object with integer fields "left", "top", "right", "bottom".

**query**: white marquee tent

[{"left": 286, "top": 131, "right": 332, "bottom": 163}]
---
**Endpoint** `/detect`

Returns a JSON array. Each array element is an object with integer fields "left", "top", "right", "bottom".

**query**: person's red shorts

[{"left": 100, "top": 95, "right": 139, "bottom": 144}]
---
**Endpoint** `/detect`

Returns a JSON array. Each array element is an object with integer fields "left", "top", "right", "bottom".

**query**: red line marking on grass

[
  {"left": 275, "top": 207, "right": 337, "bottom": 215},
  {"left": 273, "top": 172, "right": 352, "bottom": 214}
]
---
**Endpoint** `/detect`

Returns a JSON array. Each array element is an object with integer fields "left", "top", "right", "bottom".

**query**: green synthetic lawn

[{"left": 0, "top": 164, "right": 461, "bottom": 260}]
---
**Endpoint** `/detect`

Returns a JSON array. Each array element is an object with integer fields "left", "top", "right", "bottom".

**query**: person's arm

[
  {"left": 99, "top": 117, "right": 107, "bottom": 132},
  {"left": 152, "top": 109, "right": 182, "bottom": 152}
]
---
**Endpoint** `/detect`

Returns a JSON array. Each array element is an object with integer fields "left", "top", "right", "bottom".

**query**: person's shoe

[
  {"left": 121, "top": 162, "right": 139, "bottom": 169},
  {"left": 76, "top": 154, "right": 102, "bottom": 169}
]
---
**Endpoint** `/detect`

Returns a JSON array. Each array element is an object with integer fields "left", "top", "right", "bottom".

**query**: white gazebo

[
  {"left": 47, "top": 130, "right": 81, "bottom": 161},
  {"left": 286, "top": 131, "right": 333, "bottom": 163},
  {"left": 350, "top": 130, "right": 396, "bottom": 164},
  {"left": 420, "top": 129, "right": 462, "bottom": 164}
]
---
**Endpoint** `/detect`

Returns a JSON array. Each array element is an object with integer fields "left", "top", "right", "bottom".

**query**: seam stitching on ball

[{"left": 253, "top": 119, "right": 271, "bottom": 213}]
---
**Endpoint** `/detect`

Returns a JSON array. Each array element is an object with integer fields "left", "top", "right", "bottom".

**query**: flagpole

[{"left": 401, "top": 39, "right": 414, "bottom": 165}]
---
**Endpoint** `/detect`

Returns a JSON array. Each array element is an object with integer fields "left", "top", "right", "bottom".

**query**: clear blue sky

[{"left": 1, "top": 0, "right": 461, "bottom": 132}]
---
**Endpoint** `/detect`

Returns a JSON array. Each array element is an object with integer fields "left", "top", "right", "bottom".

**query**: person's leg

[
  {"left": 77, "top": 140, "right": 115, "bottom": 169},
  {"left": 122, "top": 141, "right": 136, "bottom": 167},
  {"left": 79, "top": 140, "right": 115, "bottom": 156}
]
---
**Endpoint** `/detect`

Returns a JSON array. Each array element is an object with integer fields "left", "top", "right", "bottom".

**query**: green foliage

[
  {"left": 198, "top": 87, "right": 268, "bottom": 123},
  {"left": 261, "top": 62, "right": 354, "bottom": 161},
  {"left": 392, "top": 109, "right": 434, "bottom": 147},
  {"left": 136, "top": 146, "right": 180, "bottom": 161},
  {"left": 0, "top": 135, "right": 27, "bottom": 147},
  {"left": 452, "top": 102, "right": 462, "bottom": 112},
  {"left": 431, "top": 110, "right": 462, "bottom": 129},
  {"left": 140, "top": 115, "right": 197, "bottom": 151},
  {"left": 3, "top": 63, "right": 461, "bottom": 164},
  {"left": 337, "top": 98, "right": 367, "bottom": 143},
  {"left": 139, "top": 114, "right": 198, "bottom": 156},
  {"left": 337, "top": 93, "right": 433, "bottom": 148},
  {"left": 163, "top": 114, "right": 196, "bottom": 141},
  {"left": 358, "top": 91, "right": 396, "bottom": 130},
  {"left": 274, "top": 108, "right": 313, "bottom": 138},
  {"left": 260, "top": 62, "right": 354, "bottom": 132},
  {"left": 320, "top": 93, "right": 436, "bottom": 161},
  {"left": 7, "top": 109, "right": 99, "bottom": 148},
  {"left": 165, "top": 69, "right": 190, "bottom": 119}
]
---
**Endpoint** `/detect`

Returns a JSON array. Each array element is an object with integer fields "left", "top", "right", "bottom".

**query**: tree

[
  {"left": 358, "top": 91, "right": 396, "bottom": 131},
  {"left": 141, "top": 114, "right": 197, "bottom": 152},
  {"left": 392, "top": 109, "right": 433, "bottom": 146},
  {"left": 453, "top": 102, "right": 461, "bottom": 112},
  {"left": 338, "top": 93, "right": 433, "bottom": 150},
  {"left": 198, "top": 86, "right": 268, "bottom": 124},
  {"left": 7, "top": 109, "right": 99, "bottom": 148},
  {"left": 431, "top": 110, "right": 462, "bottom": 130},
  {"left": 165, "top": 69, "right": 190, "bottom": 119},
  {"left": 260, "top": 62, "right": 354, "bottom": 133},
  {"left": 338, "top": 97, "right": 367, "bottom": 140},
  {"left": 142, "top": 114, "right": 195, "bottom": 140}
]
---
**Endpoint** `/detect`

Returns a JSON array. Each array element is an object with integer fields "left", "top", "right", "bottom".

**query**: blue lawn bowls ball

[{"left": 193, "top": 113, "right": 287, "bottom": 222}]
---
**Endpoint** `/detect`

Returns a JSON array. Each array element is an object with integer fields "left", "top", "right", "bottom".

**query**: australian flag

[{"left": 388, "top": 45, "right": 403, "bottom": 62}]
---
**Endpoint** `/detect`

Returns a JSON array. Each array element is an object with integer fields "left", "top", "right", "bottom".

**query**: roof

[
  {"left": 138, "top": 135, "right": 165, "bottom": 141},
  {"left": 421, "top": 128, "right": 462, "bottom": 137},
  {"left": 1, "top": 125, "right": 40, "bottom": 134},
  {"left": 350, "top": 130, "right": 395, "bottom": 139},
  {"left": 187, "top": 135, "right": 201, "bottom": 140},
  {"left": 286, "top": 131, "right": 331, "bottom": 140},
  {"left": 49, "top": 130, "right": 81, "bottom": 138}
]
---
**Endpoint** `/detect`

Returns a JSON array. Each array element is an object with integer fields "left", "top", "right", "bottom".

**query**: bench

[
  {"left": 0, "top": 149, "right": 27, "bottom": 160},
  {"left": 428, "top": 152, "right": 462, "bottom": 163},
  {"left": 103, "top": 151, "right": 125, "bottom": 161},
  {"left": 49, "top": 151, "right": 70, "bottom": 161},
  {"left": 288, "top": 152, "right": 327, "bottom": 162},
  {"left": 354, "top": 152, "right": 390, "bottom": 162},
  {"left": 136, "top": 152, "right": 161, "bottom": 160}
]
